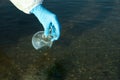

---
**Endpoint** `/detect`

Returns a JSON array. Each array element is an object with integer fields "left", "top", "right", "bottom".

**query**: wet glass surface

[{"left": 0, "top": 0, "right": 120, "bottom": 80}]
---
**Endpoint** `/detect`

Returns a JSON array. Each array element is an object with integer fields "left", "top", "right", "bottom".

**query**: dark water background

[{"left": 0, "top": 0, "right": 120, "bottom": 80}]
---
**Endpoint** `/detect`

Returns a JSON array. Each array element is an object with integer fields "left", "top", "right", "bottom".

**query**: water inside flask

[{"left": 32, "top": 31, "right": 53, "bottom": 50}]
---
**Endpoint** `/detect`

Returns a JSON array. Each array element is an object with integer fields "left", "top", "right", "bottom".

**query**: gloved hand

[{"left": 30, "top": 4, "right": 60, "bottom": 41}]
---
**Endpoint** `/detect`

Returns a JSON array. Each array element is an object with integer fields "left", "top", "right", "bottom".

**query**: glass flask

[{"left": 32, "top": 31, "right": 53, "bottom": 50}]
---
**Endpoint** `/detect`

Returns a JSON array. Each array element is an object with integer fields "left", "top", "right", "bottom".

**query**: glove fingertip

[{"left": 44, "top": 31, "right": 49, "bottom": 37}]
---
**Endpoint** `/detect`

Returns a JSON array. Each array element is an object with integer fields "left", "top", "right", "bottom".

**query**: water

[{"left": 0, "top": 0, "right": 120, "bottom": 80}]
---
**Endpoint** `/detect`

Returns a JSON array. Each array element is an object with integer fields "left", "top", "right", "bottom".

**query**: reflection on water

[{"left": 0, "top": 0, "right": 120, "bottom": 80}]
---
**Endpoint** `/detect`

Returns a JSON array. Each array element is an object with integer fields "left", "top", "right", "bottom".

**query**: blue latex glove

[{"left": 30, "top": 4, "right": 60, "bottom": 41}]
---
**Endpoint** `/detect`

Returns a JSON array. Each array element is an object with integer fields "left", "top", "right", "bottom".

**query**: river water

[{"left": 0, "top": 0, "right": 120, "bottom": 80}]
